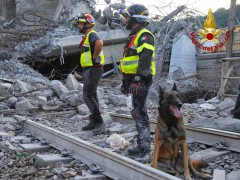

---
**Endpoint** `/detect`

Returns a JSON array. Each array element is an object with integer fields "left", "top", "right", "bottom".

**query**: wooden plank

[
  {"left": 223, "top": 57, "right": 240, "bottom": 61},
  {"left": 223, "top": 93, "right": 238, "bottom": 97},
  {"left": 223, "top": 76, "right": 240, "bottom": 79}
]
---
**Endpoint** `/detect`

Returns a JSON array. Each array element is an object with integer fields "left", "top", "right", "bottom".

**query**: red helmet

[{"left": 75, "top": 13, "right": 95, "bottom": 27}]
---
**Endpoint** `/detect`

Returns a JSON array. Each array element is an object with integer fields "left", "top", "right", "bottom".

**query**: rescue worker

[
  {"left": 231, "top": 84, "right": 240, "bottom": 119},
  {"left": 119, "top": 4, "right": 156, "bottom": 163},
  {"left": 75, "top": 13, "right": 105, "bottom": 135}
]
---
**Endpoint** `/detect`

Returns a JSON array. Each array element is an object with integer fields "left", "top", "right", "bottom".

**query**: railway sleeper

[{"left": 8, "top": 134, "right": 109, "bottom": 180}]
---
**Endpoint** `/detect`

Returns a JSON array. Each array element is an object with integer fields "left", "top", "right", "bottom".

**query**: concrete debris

[
  {"left": 77, "top": 104, "right": 90, "bottom": 115},
  {"left": 200, "top": 103, "right": 217, "bottom": 111},
  {"left": 226, "top": 170, "right": 240, "bottom": 180},
  {"left": 217, "top": 98, "right": 236, "bottom": 113},
  {"left": 168, "top": 32, "right": 197, "bottom": 80}
]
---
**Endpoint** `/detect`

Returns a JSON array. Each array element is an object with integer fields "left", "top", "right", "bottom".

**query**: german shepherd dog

[{"left": 150, "top": 85, "right": 212, "bottom": 180}]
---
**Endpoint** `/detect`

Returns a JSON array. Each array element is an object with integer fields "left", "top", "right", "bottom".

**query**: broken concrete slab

[
  {"left": 217, "top": 98, "right": 235, "bottom": 113},
  {"left": 190, "top": 148, "right": 231, "bottom": 162},
  {"left": 189, "top": 117, "right": 240, "bottom": 133},
  {"left": 226, "top": 170, "right": 240, "bottom": 180},
  {"left": 213, "top": 169, "right": 225, "bottom": 180},
  {"left": 43, "top": 29, "right": 129, "bottom": 65},
  {"left": 200, "top": 103, "right": 217, "bottom": 110},
  {"left": 77, "top": 104, "right": 90, "bottom": 115},
  {"left": 168, "top": 33, "right": 196, "bottom": 80}
]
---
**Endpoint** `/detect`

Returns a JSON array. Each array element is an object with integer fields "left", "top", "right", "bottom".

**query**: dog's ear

[
  {"left": 159, "top": 85, "right": 164, "bottom": 102},
  {"left": 159, "top": 85, "right": 164, "bottom": 97},
  {"left": 172, "top": 83, "right": 177, "bottom": 92}
]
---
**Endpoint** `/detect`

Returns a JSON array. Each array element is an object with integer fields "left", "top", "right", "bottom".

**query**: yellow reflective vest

[
  {"left": 80, "top": 30, "right": 105, "bottom": 68},
  {"left": 119, "top": 28, "right": 156, "bottom": 75}
]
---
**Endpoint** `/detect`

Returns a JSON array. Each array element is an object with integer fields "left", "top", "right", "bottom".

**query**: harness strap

[
  {"left": 79, "top": 36, "right": 86, "bottom": 49},
  {"left": 127, "top": 34, "right": 137, "bottom": 48},
  {"left": 123, "top": 34, "right": 137, "bottom": 57}
]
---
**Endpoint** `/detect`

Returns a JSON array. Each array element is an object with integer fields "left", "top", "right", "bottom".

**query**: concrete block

[
  {"left": 190, "top": 148, "right": 231, "bottom": 162},
  {"left": 226, "top": 170, "right": 240, "bottom": 180},
  {"left": 0, "top": 131, "right": 12, "bottom": 139},
  {"left": 35, "top": 154, "right": 74, "bottom": 168},
  {"left": 19, "top": 143, "right": 51, "bottom": 152},
  {"left": 213, "top": 169, "right": 225, "bottom": 180},
  {"left": 11, "top": 136, "right": 32, "bottom": 144}
]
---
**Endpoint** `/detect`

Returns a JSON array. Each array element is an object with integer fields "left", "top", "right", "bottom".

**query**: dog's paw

[
  {"left": 150, "top": 162, "right": 157, "bottom": 168},
  {"left": 185, "top": 176, "right": 192, "bottom": 180}
]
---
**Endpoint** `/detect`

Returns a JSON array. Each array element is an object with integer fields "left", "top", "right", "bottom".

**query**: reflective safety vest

[
  {"left": 119, "top": 28, "right": 156, "bottom": 75},
  {"left": 80, "top": 30, "right": 105, "bottom": 67}
]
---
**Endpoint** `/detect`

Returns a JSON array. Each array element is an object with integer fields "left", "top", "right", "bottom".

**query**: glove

[
  {"left": 146, "top": 75, "right": 153, "bottom": 86},
  {"left": 129, "top": 81, "right": 140, "bottom": 94},
  {"left": 93, "top": 56, "right": 101, "bottom": 63}
]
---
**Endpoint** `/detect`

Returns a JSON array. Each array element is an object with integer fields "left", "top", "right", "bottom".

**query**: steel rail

[
  {"left": 109, "top": 112, "right": 240, "bottom": 153},
  {"left": 15, "top": 116, "right": 180, "bottom": 180}
]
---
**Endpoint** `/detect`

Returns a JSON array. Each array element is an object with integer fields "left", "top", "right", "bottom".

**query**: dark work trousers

[
  {"left": 232, "top": 85, "right": 240, "bottom": 118},
  {"left": 232, "top": 92, "right": 240, "bottom": 118},
  {"left": 131, "top": 81, "right": 151, "bottom": 150},
  {"left": 234, "top": 93, "right": 240, "bottom": 111},
  {"left": 83, "top": 67, "right": 103, "bottom": 123}
]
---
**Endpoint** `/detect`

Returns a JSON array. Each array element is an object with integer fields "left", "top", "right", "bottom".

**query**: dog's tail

[{"left": 189, "top": 158, "right": 212, "bottom": 179}]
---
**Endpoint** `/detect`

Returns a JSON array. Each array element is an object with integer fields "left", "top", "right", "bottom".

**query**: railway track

[
  {"left": 6, "top": 113, "right": 240, "bottom": 180},
  {"left": 109, "top": 112, "right": 240, "bottom": 153},
  {"left": 14, "top": 115, "right": 180, "bottom": 180}
]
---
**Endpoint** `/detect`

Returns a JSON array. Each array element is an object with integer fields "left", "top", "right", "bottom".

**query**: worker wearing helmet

[
  {"left": 75, "top": 13, "right": 105, "bottom": 135},
  {"left": 119, "top": 4, "right": 156, "bottom": 163}
]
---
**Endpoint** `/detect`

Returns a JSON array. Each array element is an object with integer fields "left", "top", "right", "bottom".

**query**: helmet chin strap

[
  {"left": 79, "top": 23, "right": 92, "bottom": 34},
  {"left": 126, "top": 23, "right": 134, "bottom": 30},
  {"left": 126, "top": 17, "right": 138, "bottom": 30}
]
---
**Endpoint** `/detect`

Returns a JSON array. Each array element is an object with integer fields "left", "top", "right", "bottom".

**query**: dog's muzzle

[{"left": 177, "top": 103, "right": 182, "bottom": 109}]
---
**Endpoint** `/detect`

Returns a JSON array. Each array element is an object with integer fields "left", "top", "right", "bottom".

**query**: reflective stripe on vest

[
  {"left": 80, "top": 30, "right": 105, "bottom": 67},
  {"left": 120, "top": 29, "right": 156, "bottom": 75}
]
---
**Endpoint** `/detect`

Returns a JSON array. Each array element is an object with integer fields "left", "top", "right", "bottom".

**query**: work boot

[
  {"left": 232, "top": 94, "right": 240, "bottom": 113},
  {"left": 128, "top": 145, "right": 150, "bottom": 155},
  {"left": 135, "top": 150, "right": 151, "bottom": 164},
  {"left": 233, "top": 114, "right": 240, "bottom": 120},
  {"left": 128, "top": 145, "right": 141, "bottom": 155},
  {"left": 92, "top": 116, "right": 105, "bottom": 135},
  {"left": 82, "top": 122, "right": 95, "bottom": 131},
  {"left": 93, "top": 123, "right": 106, "bottom": 135},
  {"left": 82, "top": 115, "right": 95, "bottom": 131},
  {"left": 232, "top": 108, "right": 240, "bottom": 120}
]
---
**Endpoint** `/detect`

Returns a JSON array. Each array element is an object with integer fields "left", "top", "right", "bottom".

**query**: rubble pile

[{"left": 0, "top": 70, "right": 238, "bottom": 136}]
